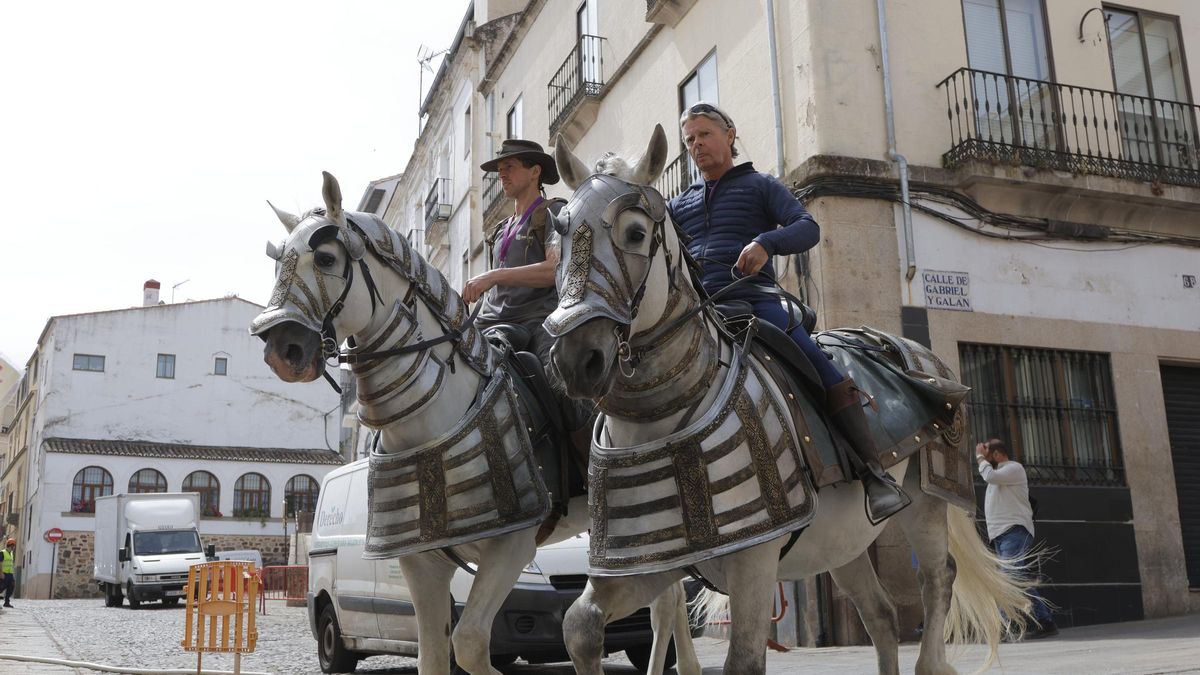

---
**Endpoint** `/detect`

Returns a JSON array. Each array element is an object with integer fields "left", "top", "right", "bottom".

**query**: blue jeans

[
  {"left": 751, "top": 298, "right": 845, "bottom": 390},
  {"left": 992, "top": 526, "right": 1053, "bottom": 625}
]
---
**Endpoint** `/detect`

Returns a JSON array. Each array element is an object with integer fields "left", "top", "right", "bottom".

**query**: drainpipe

[
  {"left": 876, "top": 0, "right": 916, "bottom": 282},
  {"left": 766, "top": 0, "right": 786, "bottom": 177}
]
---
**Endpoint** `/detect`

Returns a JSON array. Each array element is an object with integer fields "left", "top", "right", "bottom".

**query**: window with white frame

[{"left": 507, "top": 95, "right": 523, "bottom": 139}]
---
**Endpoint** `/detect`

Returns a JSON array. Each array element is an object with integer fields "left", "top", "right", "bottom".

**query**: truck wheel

[
  {"left": 127, "top": 581, "right": 141, "bottom": 609},
  {"left": 317, "top": 603, "right": 359, "bottom": 673},
  {"left": 103, "top": 583, "right": 120, "bottom": 607},
  {"left": 625, "top": 639, "right": 676, "bottom": 672}
]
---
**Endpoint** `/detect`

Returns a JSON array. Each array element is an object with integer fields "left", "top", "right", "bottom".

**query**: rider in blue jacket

[{"left": 667, "top": 102, "right": 910, "bottom": 524}]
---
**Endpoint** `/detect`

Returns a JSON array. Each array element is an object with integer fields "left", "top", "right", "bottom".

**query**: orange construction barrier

[{"left": 182, "top": 561, "right": 259, "bottom": 674}]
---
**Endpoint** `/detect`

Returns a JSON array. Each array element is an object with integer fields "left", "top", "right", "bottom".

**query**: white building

[{"left": 10, "top": 283, "right": 344, "bottom": 598}]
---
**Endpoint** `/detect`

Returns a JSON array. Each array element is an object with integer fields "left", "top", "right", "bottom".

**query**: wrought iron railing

[
  {"left": 482, "top": 172, "right": 505, "bottom": 218},
  {"left": 937, "top": 67, "right": 1200, "bottom": 188},
  {"left": 423, "top": 177, "right": 451, "bottom": 229},
  {"left": 655, "top": 150, "right": 699, "bottom": 201},
  {"left": 548, "top": 34, "right": 605, "bottom": 137}
]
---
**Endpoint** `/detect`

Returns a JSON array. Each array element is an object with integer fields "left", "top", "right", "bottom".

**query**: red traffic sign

[{"left": 44, "top": 528, "right": 64, "bottom": 543}]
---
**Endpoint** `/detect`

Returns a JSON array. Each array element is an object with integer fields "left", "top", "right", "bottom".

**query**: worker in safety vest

[{"left": 0, "top": 538, "right": 15, "bottom": 607}]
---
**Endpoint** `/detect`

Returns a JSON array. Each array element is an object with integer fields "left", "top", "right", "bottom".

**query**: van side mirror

[
  {"left": 206, "top": 544, "right": 216, "bottom": 559},
  {"left": 118, "top": 549, "right": 128, "bottom": 563}
]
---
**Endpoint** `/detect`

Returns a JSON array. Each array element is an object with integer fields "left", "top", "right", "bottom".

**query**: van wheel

[
  {"left": 318, "top": 603, "right": 359, "bottom": 673},
  {"left": 625, "top": 639, "right": 676, "bottom": 672},
  {"left": 126, "top": 582, "right": 141, "bottom": 609}
]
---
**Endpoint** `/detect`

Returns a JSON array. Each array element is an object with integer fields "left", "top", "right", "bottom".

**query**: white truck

[{"left": 93, "top": 492, "right": 207, "bottom": 608}]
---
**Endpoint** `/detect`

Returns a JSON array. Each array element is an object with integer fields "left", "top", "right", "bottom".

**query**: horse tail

[
  {"left": 688, "top": 586, "right": 730, "bottom": 631},
  {"left": 944, "top": 507, "right": 1036, "bottom": 673}
]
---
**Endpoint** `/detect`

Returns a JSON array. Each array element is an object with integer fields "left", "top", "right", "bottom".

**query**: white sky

[{"left": 0, "top": 1, "right": 470, "bottom": 366}]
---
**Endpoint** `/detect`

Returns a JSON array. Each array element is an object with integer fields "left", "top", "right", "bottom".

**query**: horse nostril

[
  {"left": 584, "top": 350, "right": 604, "bottom": 380},
  {"left": 285, "top": 343, "right": 304, "bottom": 365}
]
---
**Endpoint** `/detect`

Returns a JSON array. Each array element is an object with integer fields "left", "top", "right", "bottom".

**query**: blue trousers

[
  {"left": 992, "top": 526, "right": 1054, "bottom": 625},
  {"left": 751, "top": 298, "right": 845, "bottom": 390}
]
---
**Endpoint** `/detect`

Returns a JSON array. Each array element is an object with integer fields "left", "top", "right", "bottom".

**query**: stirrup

[{"left": 862, "top": 474, "right": 911, "bottom": 526}]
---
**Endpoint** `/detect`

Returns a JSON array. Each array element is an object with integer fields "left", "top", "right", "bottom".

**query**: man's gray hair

[{"left": 679, "top": 102, "right": 739, "bottom": 158}]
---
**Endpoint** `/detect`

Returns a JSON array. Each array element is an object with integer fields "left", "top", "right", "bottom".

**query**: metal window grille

[
  {"left": 184, "top": 471, "right": 221, "bottom": 516},
  {"left": 234, "top": 473, "right": 272, "bottom": 515},
  {"left": 72, "top": 354, "right": 105, "bottom": 372},
  {"left": 959, "top": 343, "right": 1124, "bottom": 485},
  {"left": 284, "top": 475, "right": 319, "bottom": 516},
  {"left": 71, "top": 466, "right": 113, "bottom": 512},
  {"left": 128, "top": 468, "right": 167, "bottom": 493}
]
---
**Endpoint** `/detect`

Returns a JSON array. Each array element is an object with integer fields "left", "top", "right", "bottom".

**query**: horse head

[
  {"left": 250, "top": 172, "right": 377, "bottom": 383},
  {"left": 546, "top": 125, "right": 679, "bottom": 400}
]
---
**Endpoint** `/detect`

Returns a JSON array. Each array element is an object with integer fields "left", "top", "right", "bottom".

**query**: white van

[{"left": 308, "top": 459, "right": 684, "bottom": 672}]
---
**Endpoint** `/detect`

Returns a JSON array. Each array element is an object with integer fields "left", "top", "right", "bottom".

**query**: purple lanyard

[{"left": 497, "top": 197, "right": 544, "bottom": 264}]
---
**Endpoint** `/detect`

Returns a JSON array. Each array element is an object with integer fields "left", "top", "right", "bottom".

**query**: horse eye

[
  {"left": 627, "top": 229, "right": 646, "bottom": 244},
  {"left": 315, "top": 252, "right": 337, "bottom": 268}
]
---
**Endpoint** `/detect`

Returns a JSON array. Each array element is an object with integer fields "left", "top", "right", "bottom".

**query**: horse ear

[
  {"left": 631, "top": 124, "right": 669, "bottom": 186},
  {"left": 267, "top": 201, "right": 301, "bottom": 233},
  {"left": 321, "top": 171, "right": 345, "bottom": 224},
  {"left": 341, "top": 228, "right": 366, "bottom": 260},
  {"left": 554, "top": 134, "right": 590, "bottom": 191}
]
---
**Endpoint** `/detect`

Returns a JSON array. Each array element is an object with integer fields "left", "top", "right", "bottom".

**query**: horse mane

[
  {"left": 593, "top": 152, "right": 635, "bottom": 181},
  {"left": 347, "top": 211, "right": 494, "bottom": 374}
]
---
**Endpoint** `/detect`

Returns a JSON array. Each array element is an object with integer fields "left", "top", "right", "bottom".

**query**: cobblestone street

[{"left": 2, "top": 599, "right": 1199, "bottom": 674}]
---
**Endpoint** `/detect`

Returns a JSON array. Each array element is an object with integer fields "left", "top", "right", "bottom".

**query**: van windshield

[{"left": 133, "top": 530, "right": 202, "bottom": 556}]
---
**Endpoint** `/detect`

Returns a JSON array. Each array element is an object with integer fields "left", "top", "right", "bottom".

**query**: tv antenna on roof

[{"left": 416, "top": 44, "right": 450, "bottom": 134}]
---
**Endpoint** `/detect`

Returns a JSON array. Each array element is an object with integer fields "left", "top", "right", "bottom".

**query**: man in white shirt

[{"left": 976, "top": 438, "right": 1057, "bottom": 638}]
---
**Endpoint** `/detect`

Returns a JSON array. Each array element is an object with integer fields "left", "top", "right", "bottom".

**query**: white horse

[
  {"left": 250, "top": 172, "right": 699, "bottom": 675},
  {"left": 547, "top": 126, "right": 1034, "bottom": 675}
]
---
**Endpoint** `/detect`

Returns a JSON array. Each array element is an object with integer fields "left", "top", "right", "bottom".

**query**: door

[
  {"left": 1104, "top": 8, "right": 1197, "bottom": 169},
  {"left": 577, "top": 0, "right": 600, "bottom": 87},
  {"left": 373, "top": 558, "right": 418, "bottom": 642},
  {"left": 962, "top": 0, "right": 1057, "bottom": 149},
  {"left": 1162, "top": 365, "right": 1200, "bottom": 589}
]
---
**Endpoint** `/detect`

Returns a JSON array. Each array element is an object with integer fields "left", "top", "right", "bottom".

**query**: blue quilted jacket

[{"left": 667, "top": 162, "right": 819, "bottom": 299}]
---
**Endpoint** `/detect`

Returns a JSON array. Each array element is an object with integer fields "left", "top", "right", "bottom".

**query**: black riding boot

[{"left": 827, "top": 378, "right": 911, "bottom": 525}]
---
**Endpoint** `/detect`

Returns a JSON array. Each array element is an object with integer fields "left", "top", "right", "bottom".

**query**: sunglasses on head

[{"left": 688, "top": 103, "right": 733, "bottom": 128}]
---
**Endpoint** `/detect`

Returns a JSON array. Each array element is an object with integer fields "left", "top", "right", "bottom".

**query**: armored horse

[
  {"left": 547, "top": 125, "right": 1035, "bottom": 675},
  {"left": 250, "top": 172, "right": 698, "bottom": 675}
]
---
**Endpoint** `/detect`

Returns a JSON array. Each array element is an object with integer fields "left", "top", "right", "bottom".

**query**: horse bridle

[{"left": 311, "top": 215, "right": 483, "bottom": 392}]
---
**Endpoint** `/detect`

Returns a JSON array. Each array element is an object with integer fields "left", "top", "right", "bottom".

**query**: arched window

[
  {"left": 71, "top": 466, "right": 113, "bottom": 513},
  {"left": 128, "top": 468, "right": 167, "bottom": 494},
  {"left": 183, "top": 471, "right": 221, "bottom": 518},
  {"left": 233, "top": 473, "right": 271, "bottom": 517},
  {"left": 284, "top": 475, "right": 320, "bottom": 516}
]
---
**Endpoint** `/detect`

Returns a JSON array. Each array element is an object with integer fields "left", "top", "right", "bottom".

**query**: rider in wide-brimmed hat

[{"left": 463, "top": 139, "right": 566, "bottom": 365}]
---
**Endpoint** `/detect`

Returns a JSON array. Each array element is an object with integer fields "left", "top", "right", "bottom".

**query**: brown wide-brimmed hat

[{"left": 479, "top": 139, "right": 560, "bottom": 185}]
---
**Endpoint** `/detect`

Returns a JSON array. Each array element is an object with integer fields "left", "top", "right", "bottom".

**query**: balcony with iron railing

[
  {"left": 423, "top": 177, "right": 452, "bottom": 245},
  {"left": 481, "top": 172, "right": 507, "bottom": 225},
  {"left": 548, "top": 34, "right": 606, "bottom": 140},
  {"left": 655, "top": 150, "right": 700, "bottom": 201},
  {"left": 937, "top": 67, "right": 1200, "bottom": 188}
]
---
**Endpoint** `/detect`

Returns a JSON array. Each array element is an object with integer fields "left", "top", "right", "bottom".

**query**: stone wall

[
  {"left": 49, "top": 530, "right": 290, "bottom": 599},
  {"left": 52, "top": 531, "right": 102, "bottom": 599}
]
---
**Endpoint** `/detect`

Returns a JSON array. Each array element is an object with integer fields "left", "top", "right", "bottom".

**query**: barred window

[
  {"left": 234, "top": 473, "right": 271, "bottom": 517},
  {"left": 959, "top": 343, "right": 1123, "bottom": 485},
  {"left": 183, "top": 471, "right": 221, "bottom": 517},
  {"left": 284, "top": 475, "right": 320, "bottom": 516},
  {"left": 128, "top": 468, "right": 167, "bottom": 493},
  {"left": 71, "top": 466, "right": 113, "bottom": 512}
]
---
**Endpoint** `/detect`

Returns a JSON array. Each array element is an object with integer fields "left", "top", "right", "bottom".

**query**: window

[
  {"left": 71, "top": 466, "right": 113, "bottom": 513},
  {"left": 959, "top": 343, "right": 1123, "bottom": 485},
  {"left": 183, "top": 471, "right": 221, "bottom": 517},
  {"left": 284, "top": 475, "right": 320, "bottom": 516},
  {"left": 677, "top": 51, "right": 719, "bottom": 182},
  {"left": 506, "top": 95, "right": 523, "bottom": 140},
  {"left": 156, "top": 354, "right": 175, "bottom": 379},
  {"left": 233, "top": 473, "right": 271, "bottom": 517},
  {"left": 962, "top": 0, "right": 1055, "bottom": 148},
  {"left": 363, "top": 188, "right": 386, "bottom": 214},
  {"left": 1104, "top": 7, "right": 1195, "bottom": 167},
  {"left": 73, "top": 354, "right": 105, "bottom": 372},
  {"left": 463, "top": 105, "right": 472, "bottom": 158},
  {"left": 214, "top": 357, "right": 228, "bottom": 376},
  {"left": 128, "top": 468, "right": 167, "bottom": 494}
]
